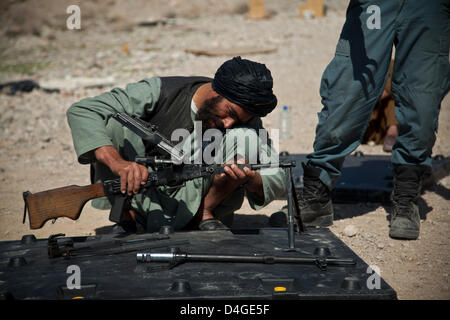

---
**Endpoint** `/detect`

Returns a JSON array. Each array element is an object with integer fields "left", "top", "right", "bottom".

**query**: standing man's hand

[{"left": 94, "top": 146, "right": 149, "bottom": 195}]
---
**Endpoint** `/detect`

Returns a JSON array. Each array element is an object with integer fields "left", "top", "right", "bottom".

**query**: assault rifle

[
  {"left": 22, "top": 160, "right": 296, "bottom": 229},
  {"left": 22, "top": 113, "right": 296, "bottom": 229}
]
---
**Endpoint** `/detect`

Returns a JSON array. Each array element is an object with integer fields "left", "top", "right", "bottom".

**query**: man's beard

[{"left": 195, "top": 96, "right": 225, "bottom": 133}]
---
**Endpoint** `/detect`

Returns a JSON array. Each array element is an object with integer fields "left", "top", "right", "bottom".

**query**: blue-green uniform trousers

[{"left": 307, "top": 0, "right": 450, "bottom": 188}]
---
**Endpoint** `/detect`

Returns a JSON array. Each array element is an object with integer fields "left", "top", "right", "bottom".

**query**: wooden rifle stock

[{"left": 23, "top": 183, "right": 105, "bottom": 229}]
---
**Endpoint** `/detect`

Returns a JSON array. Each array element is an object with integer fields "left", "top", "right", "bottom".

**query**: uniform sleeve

[
  {"left": 66, "top": 77, "right": 162, "bottom": 164},
  {"left": 246, "top": 168, "right": 286, "bottom": 210}
]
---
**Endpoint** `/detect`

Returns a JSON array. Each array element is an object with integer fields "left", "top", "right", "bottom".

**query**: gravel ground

[{"left": 0, "top": 0, "right": 448, "bottom": 300}]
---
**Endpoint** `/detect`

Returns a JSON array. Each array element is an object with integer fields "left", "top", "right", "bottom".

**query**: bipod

[{"left": 275, "top": 165, "right": 304, "bottom": 252}]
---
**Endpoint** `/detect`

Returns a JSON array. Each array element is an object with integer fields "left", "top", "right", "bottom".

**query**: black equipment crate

[
  {"left": 280, "top": 153, "right": 450, "bottom": 204},
  {"left": 0, "top": 227, "right": 397, "bottom": 300}
]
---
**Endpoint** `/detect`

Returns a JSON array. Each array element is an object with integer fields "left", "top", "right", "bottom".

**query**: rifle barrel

[
  {"left": 136, "top": 252, "right": 356, "bottom": 267},
  {"left": 208, "top": 161, "right": 296, "bottom": 175}
]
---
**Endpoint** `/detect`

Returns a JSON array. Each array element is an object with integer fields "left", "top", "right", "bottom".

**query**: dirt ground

[{"left": 0, "top": 0, "right": 448, "bottom": 300}]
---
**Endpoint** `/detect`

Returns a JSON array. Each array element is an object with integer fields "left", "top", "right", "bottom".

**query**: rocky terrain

[{"left": 0, "top": 0, "right": 448, "bottom": 299}]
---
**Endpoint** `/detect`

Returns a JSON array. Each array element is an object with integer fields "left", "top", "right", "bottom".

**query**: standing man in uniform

[{"left": 298, "top": 1, "right": 449, "bottom": 239}]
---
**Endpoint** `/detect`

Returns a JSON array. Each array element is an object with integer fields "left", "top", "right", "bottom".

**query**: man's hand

[
  {"left": 94, "top": 146, "right": 148, "bottom": 195},
  {"left": 221, "top": 157, "right": 264, "bottom": 197},
  {"left": 112, "top": 159, "right": 149, "bottom": 195}
]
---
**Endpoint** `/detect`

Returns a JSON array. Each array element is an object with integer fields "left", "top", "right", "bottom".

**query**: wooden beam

[{"left": 298, "top": 0, "right": 325, "bottom": 19}]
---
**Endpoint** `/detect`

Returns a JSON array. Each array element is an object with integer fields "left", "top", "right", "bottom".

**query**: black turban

[{"left": 212, "top": 56, "right": 277, "bottom": 117}]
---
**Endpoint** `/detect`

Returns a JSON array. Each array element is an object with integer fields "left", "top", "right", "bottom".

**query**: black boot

[
  {"left": 297, "top": 162, "right": 334, "bottom": 227},
  {"left": 389, "top": 164, "right": 426, "bottom": 240}
]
